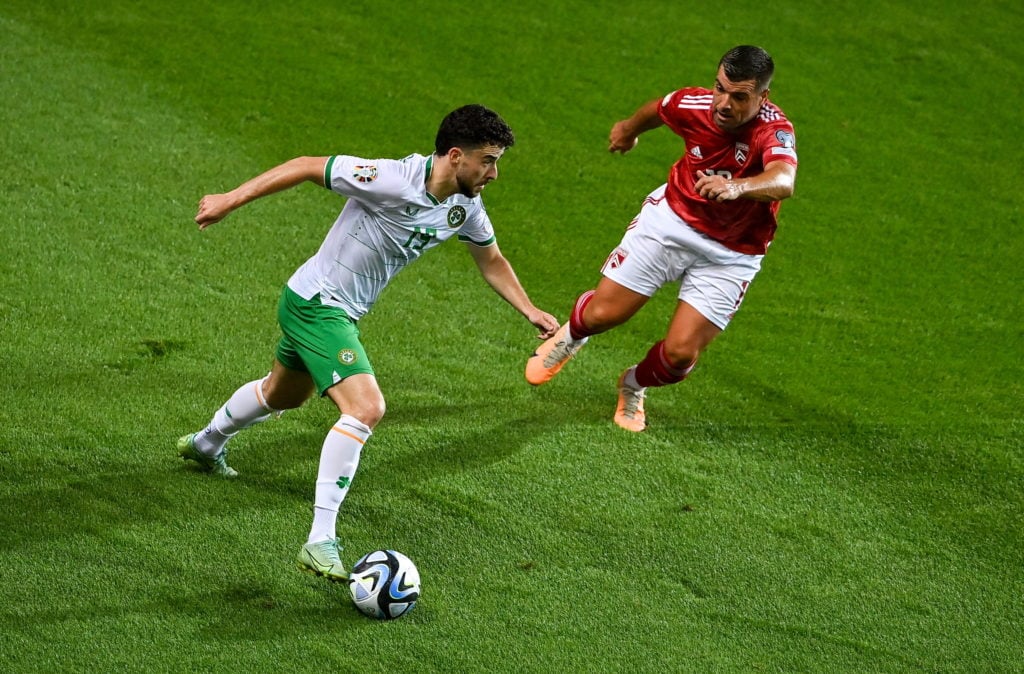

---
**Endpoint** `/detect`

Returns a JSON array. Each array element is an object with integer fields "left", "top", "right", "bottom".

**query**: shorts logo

[
  {"left": 447, "top": 205, "right": 467, "bottom": 227},
  {"left": 353, "top": 165, "right": 378, "bottom": 183},
  {"left": 603, "top": 247, "right": 628, "bottom": 271},
  {"left": 338, "top": 349, "right": 358, "bottom": 365}
]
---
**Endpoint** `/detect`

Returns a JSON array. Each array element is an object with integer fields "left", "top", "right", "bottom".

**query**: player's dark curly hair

[
  {"left": 719, "top": 45, "right": 775, "bottom": 92},
  {"left": 435, "top": 104, "right": 515, "bottom": 155}
]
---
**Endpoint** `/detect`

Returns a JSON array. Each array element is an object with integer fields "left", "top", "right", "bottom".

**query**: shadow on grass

[
  {"left": 236, "top": 391, "right": 589, "bottom": 496},
  {"left": 0, "top": 467, "right": 181, "bottom": 548},
  {"left": 0, "top": 572, "right": 430, "bottom": 642}
]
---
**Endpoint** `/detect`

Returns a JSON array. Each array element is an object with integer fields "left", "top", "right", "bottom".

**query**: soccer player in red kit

[{"left": 526, "top": 45, "right": 798, "bottom": 431}]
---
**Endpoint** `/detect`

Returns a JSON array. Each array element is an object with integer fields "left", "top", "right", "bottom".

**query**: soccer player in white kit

[
  {"left": 526, "top": 46, "right": 798, "bottom": 432},
  {"left": 178, "top": 105, "right": 559, "bottom": 581}
]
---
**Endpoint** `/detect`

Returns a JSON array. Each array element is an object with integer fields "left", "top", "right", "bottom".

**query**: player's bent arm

[
  {"left": 695, "top": 160, "right": 796, "bottom": 203},
  {"left": 609, "top": 99, "right": 664, "bottom": 154},
  {"left": 195, "top": 156, "right": 329, "bottom": 229},
  {"left": 733, "top": 160, "right": 796, "bottom": 202},
  {"left": 466, "top": 242, "right": 559, "bottom": 339}
]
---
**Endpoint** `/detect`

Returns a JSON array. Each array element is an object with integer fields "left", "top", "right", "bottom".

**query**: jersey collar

[{"left": 425, "top": 155, "right": 441, "bottom": 205}]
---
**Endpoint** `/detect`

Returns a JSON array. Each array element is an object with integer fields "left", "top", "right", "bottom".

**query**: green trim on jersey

[
  {"left": 459, "top": 234, "right": 496, "bottom": 247},
  {"left": 424, "top": 155, "right": 441, "bottom": 204},
  {"left": 323, "top": 155, "right": 337, "bottom": 188}
]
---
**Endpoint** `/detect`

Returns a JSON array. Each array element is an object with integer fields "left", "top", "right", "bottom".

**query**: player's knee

[
  {"left": 583, "top": 301, "right": 625, "bottom": 333},
  {"left": 662, "top": 341, "right": 700, "bottom": 370},
  {"left": 346, "top": 396, "right": 386, "bottom": 429}
]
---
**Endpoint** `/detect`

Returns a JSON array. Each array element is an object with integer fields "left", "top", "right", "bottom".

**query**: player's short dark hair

[
  {"left": 435, "top": 104, "right": 515, "bottom": 155},
  {"left": 719, "top": 45, "right": 775, "bottom": 92}
]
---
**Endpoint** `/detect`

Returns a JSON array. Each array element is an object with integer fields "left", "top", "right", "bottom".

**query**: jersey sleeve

[
  {"left": 323, "top": 155, "right": 416, "bottom": 207},
  {"left": 756, "top": 119, "right": 799, "bottom": 168},
  {"left": 457, "top": 203, "right": 496, "bottom": 247},
  {"left": 657, "top": 87, "right": 706, "bottom": 138}
]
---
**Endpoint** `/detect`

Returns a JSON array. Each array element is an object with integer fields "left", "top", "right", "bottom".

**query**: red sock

[
  {"left": 633, "top": 341, "right": 697, "bottom": 388},
  {"left": 568, "top": 290, "right": 596, "bottom": 340}
]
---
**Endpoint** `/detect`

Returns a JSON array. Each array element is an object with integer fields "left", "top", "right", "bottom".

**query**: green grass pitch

[{"left": 1, "top": 1, "right": 1021, "bottom": 671}]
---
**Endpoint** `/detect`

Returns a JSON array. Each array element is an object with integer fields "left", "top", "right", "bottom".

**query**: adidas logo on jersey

[{"left": 690, "top": 146, "right": 703, "bottom": 159}]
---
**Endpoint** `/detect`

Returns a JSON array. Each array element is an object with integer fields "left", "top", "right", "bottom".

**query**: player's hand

[
  {"left": 608, "top": 120, "right": 639, "bottom": 154},
  {"left": 528, "top": 310, "right": 560, "bottom": 340},
  {"left": 195, "top": 193, "right": 235, "bottom": 230},
  {"left": 693, "top": 171, "right": 744, "bottom": 202}
]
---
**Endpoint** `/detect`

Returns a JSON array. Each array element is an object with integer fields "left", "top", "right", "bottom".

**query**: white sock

[
  {"left": 307, "top": 415, "right": 371, "bottom": 544},
  {"left": 565, "top": 333, "right": 588, "bottom": 348},
  {"left": 194, "top": 377, "right": 276, "bottom": 456},
  {"left": 621, "top": 366, "right": 643, "bottom": 391}
]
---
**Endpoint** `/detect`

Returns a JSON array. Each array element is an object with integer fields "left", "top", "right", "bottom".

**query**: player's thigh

[
  {"left": 585, "top": 277, "right": 651, "bottom": 330},
  {"left": 263, "top": 359, "right": 316, "bottom": 410},
  {"left": 663, "top": 301, "right": 723, "bottom": 363},
  {"left": 324, "top": 373, "right": 386, "bottom": 428}
]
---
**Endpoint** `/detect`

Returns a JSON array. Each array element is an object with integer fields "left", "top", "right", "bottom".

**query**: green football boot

[
  {"left": 177, "top": 433, "right": 238, "bottom": 478},
  {"left": 297, "top": 538, "right": 349, "bottom": 582}
]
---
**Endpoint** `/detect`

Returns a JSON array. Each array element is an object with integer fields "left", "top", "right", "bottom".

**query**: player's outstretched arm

[
  {"left": 608, "top": 98, "right": 664, "bottom": 154},
  {"left": 195, "top": 156, "right": 329, "bottom": 229},
  {"left": 466, "top": 242, "right": 559, "bottom": 339}
]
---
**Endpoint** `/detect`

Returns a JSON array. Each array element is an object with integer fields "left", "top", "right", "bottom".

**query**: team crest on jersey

[
  {"left": 338, "top": 349, "right": 358, "bottom": 365},
  {"left": 352, "top": 165, "right": 378, "bottom": 183},
  {"left": 734, "top": 142, "right": 749, "bottom": 164},
  {"left": 447, "top": 205, "right": 467, "bottom": 228}
]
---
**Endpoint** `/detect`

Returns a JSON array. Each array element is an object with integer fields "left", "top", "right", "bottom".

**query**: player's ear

[{"left": 447, "top": 146, "right": 464, "bottom": 164}]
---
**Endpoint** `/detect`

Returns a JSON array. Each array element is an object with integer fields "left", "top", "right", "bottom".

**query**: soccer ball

[{"left": 348, "top": 550, "right": 421, "bottom": 620}]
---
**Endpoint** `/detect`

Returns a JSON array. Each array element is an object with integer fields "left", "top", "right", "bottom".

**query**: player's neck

[{"left": 425, "top": 154, "right": 457, "bottom": 202}]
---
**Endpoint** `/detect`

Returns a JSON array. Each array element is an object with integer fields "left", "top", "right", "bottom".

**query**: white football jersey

[{"left": 287, "top": 153, "right": 496, "bottom": 319}]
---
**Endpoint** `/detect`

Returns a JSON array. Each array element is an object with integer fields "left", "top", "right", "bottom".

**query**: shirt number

[{"left": 402, "top": 227, "right": 436, "bottom": 250}]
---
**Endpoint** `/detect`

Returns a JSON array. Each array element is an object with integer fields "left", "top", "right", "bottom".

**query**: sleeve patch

[
  {"left": 352, "top": 165, "right": 378, "bottom": 183},
  {"left": 770, "top": 146, "right": 798, "bottom": 159}
]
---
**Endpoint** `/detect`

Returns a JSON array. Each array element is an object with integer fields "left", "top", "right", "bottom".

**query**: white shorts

[{"left": 601, "top": 184, "right": 764, "bottom": 330}]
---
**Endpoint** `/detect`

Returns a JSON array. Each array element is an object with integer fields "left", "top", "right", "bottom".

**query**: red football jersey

[{"left": 658, "top": 87, "right": 798, "bottom": 255}]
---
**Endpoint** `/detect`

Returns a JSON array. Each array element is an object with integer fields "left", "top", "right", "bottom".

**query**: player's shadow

[
  {"left": 5, "top": 570, "right": 418, "bottom": 640},
  {"left": 0, "top": 465, "right": 182, "bottom": 549},
  {"left": 359, "top": 396, "right": 573, "bottom": 493},
  {"left": 238, "top": 386, "right": 586, "bottom": 500}
]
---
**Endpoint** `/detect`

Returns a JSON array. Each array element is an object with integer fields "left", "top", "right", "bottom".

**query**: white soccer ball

[{"left": 348, "top": 549, "right": 421, "bottom": 619}]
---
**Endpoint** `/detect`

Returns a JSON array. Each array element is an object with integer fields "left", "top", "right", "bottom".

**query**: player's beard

[{"left": 456, "top": 175, "right": 483, "bottom": 198}]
